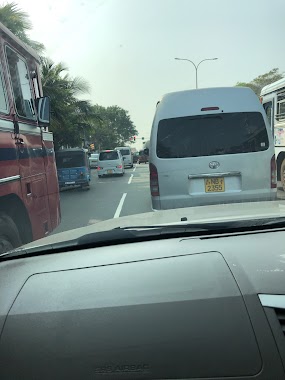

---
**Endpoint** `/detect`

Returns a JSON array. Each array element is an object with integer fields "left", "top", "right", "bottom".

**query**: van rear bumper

[{"left": 152, "top": 190, "right": 277, "bottom": 210}]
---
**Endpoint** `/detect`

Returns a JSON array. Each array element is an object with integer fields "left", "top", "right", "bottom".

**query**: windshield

[
  {"left": 55, "top": 152, "right": 85, "bottom": 168},
  {"left": 157, "top": 112, "right": 269, "bottom": 158},
  {"left": 0, "top": 0, "right": 285, "bottom": 255},
  {"left": 117, "top": 149, "right": 130, "bottom": 156},
  {"left": 99, "top": 151, "right": 119, "bottom": 160}
]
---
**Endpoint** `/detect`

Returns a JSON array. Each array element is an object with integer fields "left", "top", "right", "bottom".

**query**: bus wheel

[
  {"left": 281, "top": 159, "right": 285, "bottom": 192},
  {"left": 0, "top": 213, "right": 22, "bottom": 254}
]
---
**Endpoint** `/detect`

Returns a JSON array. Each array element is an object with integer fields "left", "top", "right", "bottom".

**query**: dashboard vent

[{"left": 274, "top": 308, "right": 285, "bottom": 337}]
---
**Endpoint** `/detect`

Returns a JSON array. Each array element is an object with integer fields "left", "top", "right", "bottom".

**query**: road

[
  {"left": 53, "top": 163, "right": 151, "bottom": 234},
  {"left": 53, "top": 163, "right": 285, "bottom": 234}
]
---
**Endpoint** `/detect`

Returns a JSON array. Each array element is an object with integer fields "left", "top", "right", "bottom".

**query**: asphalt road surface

[
  {"left": 53, "top": 163, "right": 151, "bottom": 234},
  {"left": 53, "top": 163, "right": 285, "bottom": 234}
]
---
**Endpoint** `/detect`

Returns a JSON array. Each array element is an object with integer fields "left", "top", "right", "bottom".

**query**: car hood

[{"left": 22, "top": 200, "right": 285, "bottom": 248}]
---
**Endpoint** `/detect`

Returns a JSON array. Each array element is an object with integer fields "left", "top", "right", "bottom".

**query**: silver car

[{"left": 97, "top": 150, "right": 125, "bottom": 177}]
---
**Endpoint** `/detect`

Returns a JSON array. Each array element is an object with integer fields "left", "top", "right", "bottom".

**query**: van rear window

[
  {"left": 157, "top": 112, "right": 269, "bottom": 158},
  {"left": 99, "top": 151, "right": 119, "bottom": 160},
  {"left": 56, "top": 152, "right": 85, "bottom": 168},
  {"left": 117, "top": 149, "right": 130, "bottom": 156}
]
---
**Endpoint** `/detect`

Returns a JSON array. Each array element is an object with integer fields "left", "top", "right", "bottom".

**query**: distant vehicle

[
  {"left": 114, "top": 146, "right": 133, "bottom": 168},
  {"left": 89, "top": 153, "right": 99, "bottom": 168},
  {"left": 260, "top": 78, "right": 285, "bottom": 190},
  {"left": 148, "top": 87, "right": 276, "bottom": 210},
  {"left": 97, "top": 150, "right": 125, "bottom": 177},
  {"left": 55, "top": 149, "right": 91, "bottom": 190},
  {"left": 133, "top": 151, "right": 139, "bottom": 163},
  {"left": 138, "top": 150, "right": 149, "bottom": 164}
]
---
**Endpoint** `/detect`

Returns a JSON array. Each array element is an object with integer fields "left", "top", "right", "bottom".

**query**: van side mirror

[
  {"left": 144, "top": 148, "right": 149, "bottom": 155},
  {"left": 37, "top": 96, "right": 50, "bottom": 125}
]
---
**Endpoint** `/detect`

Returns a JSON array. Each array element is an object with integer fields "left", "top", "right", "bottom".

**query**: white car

[
  {"left": 89, "top": 153, "right": 99, "bottom": 168},
  {"left": 97, "top": 150, "right": 125, "bottom": 177}
]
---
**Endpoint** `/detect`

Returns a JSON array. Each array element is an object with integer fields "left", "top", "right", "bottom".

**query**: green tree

[
  {"left": 236, "top": 68, "right": 284, "bottom": 96},
  {"left": 0, "top": 3, "right": 136, "bottom": 151},
  {"left": 90, "top": 105, "right": 138, "bottom": 150},
  {"left": 0, "top": 2, "right": 44, "bottom": 53},
  {"left": 41, "top": 58, "right": 91, "bottom": 149}
]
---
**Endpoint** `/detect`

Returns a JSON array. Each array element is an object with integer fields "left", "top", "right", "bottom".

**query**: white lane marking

[
  {"left": 128, "top": 174, "right": 134, "bottom": 184},
  {"left": 133, "top": 165, "right": 137, "bottom": 172},
  {"left": 114, "top": 193, "right": 127, "bottom": 218}
]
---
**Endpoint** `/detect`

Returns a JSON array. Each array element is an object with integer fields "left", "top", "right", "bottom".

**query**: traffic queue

[{"left": 55, "top": 145, "right": 149, "bottom": 190}]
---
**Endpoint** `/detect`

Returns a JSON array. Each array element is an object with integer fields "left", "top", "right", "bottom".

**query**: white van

[
  {"left": 114, "top": 146, "right": 133, "bottom": 168},
  {"left": 148, "top": 87, "right": 277, "bottom": 210},
  {"left": 97, "top": 150, "right": 124, "bottom": 177}
]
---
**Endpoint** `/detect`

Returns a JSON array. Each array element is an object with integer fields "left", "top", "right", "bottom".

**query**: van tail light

[
  {"left": 271, "top": 155, "right": 277, "bottom": 188},
  {"left": 150, "top": 163, "right": 159, "bottom": 196},
  {"left": 97, "top": 166, "right": 102, "bottom": 170},
  {"left": 116, "top": 165, "right": 122, "bottom": 169}
]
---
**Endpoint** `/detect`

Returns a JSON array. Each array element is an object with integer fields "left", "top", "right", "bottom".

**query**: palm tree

[
  {"left": 0, "top": 2, "right": 44, "bottom": 53},
  {"left": 40, "top": 58, "right": 94, "bottom": 149}
]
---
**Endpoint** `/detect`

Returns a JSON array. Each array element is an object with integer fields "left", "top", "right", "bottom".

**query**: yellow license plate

[
  {"left": 107, "top": 170, "right": 113, "bottom": 174},
  {"left": 205, "top": 177, "right": 225, "bottom": 192}
]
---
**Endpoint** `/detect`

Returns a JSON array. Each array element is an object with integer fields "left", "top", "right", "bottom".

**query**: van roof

[
  {"left": 0, "top": 21, "right": 40, "bottom": 62},
  {"left": 260, "top": 77, "right": 285, "bottom": 96},
  {"left": 155, "top": 87, "right": 262, "bottom": 120}
]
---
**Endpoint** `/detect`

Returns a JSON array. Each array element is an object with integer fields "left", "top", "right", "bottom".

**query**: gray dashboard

[{"left": 0, "top": 229, "right": 285, "bottom": 379}]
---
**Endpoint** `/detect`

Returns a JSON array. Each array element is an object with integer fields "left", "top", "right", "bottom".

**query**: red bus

[{"left": 0, "top": 22, "right": 60, "bottom": 253}]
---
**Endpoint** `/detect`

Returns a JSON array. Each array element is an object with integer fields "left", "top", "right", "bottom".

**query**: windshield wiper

[
  {"left": 1, "top": 217, "right": 285, "bottom": 262},
  {"left": 116, "top": 217, "right": 285, "bottom": 232},
  {"left": 0, "top": 225, "right": 209, "bottom": 261}
]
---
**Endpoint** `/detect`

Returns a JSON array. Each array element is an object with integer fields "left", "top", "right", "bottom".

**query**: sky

[{"left": 14, "top": 0, "right": 285, "bottom": 150}]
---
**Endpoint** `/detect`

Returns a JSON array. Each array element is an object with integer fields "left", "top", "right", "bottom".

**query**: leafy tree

[
  {"left": 0, "top": 2, "right": 44, "bottom": 53},
  {"left": 0, "top": 3, "right": 137, "bottom": 151},
  {"left": 90, "top": 105, "right": 138, "bottom": 150},
  {"left": 41, "top": 58, "right": 91, "bottom": 149},
  {"left": 236, "top": 68, "right": 284, "bottom": 95}
]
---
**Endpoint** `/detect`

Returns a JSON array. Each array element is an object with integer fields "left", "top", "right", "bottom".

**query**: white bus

[{"left": 261, "top": 78, "right": 285, "bottom": 189}]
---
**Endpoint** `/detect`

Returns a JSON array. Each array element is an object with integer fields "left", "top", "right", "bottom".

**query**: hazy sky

[{"left": 15, "top": 0, "right": 285, "bottom": 148}]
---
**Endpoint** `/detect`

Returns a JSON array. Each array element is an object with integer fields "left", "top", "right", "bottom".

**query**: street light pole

[{"left": 174, "top": 57, "right": 218, "bottom": 88}]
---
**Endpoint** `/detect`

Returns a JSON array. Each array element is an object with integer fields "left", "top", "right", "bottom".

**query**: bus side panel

[
  {"left": 18, "top": 129, "right": 52, "bottom": 240},
  {"left": 0, "top": 129, "right": 19, "bottom": 179},
  {"left": 42, "top": 132, "right": 61, "bottom": 231},
  {"left": 0, "top": 129, "right": 22, "bottom": 205}
]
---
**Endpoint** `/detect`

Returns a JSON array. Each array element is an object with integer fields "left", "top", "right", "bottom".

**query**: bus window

[
  {"left": 264, "top": 101, "right": 273, "bottom": 126},
  {"left": 277, "top": 93, "right": 285, "bottom": 121},
  {"left": 0, "top": 65, "right": 8, "bottom": 113},
  {"left": 32, "top": 73, "right": 40, "bottom": 99},
  {"left": 6, "top": 47, "right": 36, "bottom": 120}
]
